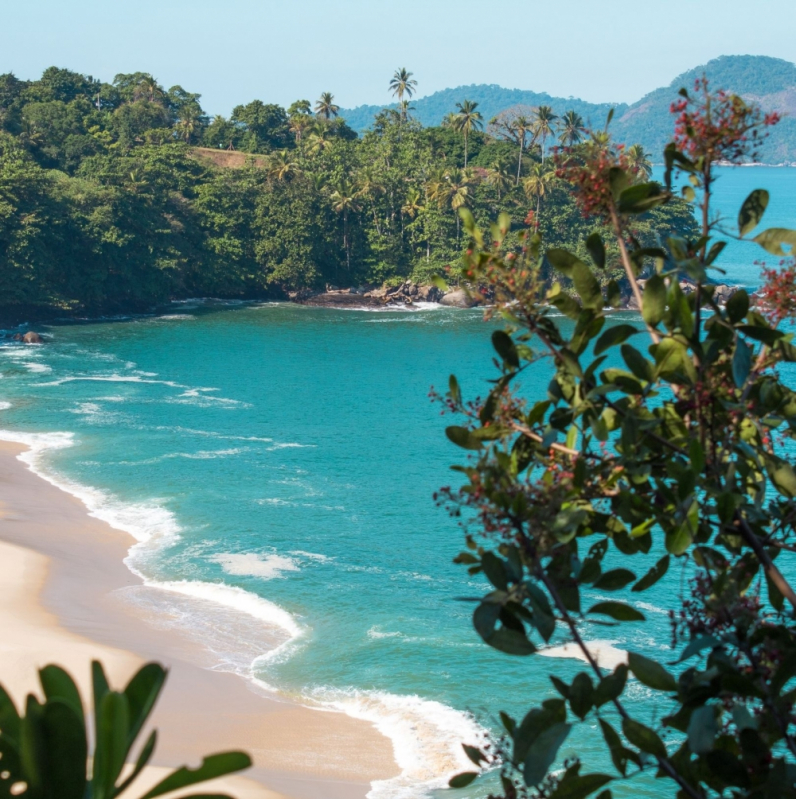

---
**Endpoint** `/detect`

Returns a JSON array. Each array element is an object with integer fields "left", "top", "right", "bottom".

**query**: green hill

[{"left": 341, "top": 55, "right": 796, "bottom": 163}]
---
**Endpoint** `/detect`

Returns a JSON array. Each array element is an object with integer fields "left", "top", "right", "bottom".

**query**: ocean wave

[
  {"left": 23, "top": 362, "right": 52, "bottom": 373},
  {"left": 38, "top": 374, "right": 184, "bottom": 388},
  {"left": 289, "top": 550, "right": 333, "bottom": 563},
  {"left": 312, "top": 687, "right": 486, "bottom": 799},
  {"left": 210, "top": 552, "right": 300, "bottom": 580},
  {"left": 119, "top": 448, "right": 246, "bottom": 465},
  {"left": 539, "top": 639, "right": 628, "bottom": 670},
  {"left": 0, "top": 401, "right": 11, "bottom": 411}
]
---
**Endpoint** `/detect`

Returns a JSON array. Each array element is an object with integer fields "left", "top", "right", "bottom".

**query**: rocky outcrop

[
  {"left": 10, "top": 331, "right": 44, "bottom": 343},
  {"left": 627, "top": 279, "right": 740, "bottom": 309},
  {"left": 293, "top": 281, "right": 445, "bottom": 309},
  {"left": 439, "top": 289, "right": 484, "bottom": 308}
]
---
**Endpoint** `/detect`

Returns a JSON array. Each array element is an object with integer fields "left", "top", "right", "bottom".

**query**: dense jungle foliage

[{"left": 0, "top": 67, "right": 698, "bottom": 319}]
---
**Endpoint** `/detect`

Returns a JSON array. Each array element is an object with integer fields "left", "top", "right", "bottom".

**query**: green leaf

[
  {"left": 687, "top": 705, "right": 718, "bottom": 754},
  {"left": 463, "top": 744, "right": 486, "bottom": 765},
  {"left": 92, "top": 691, "right": 129, "bottom": 799},
  {"left": 91, "top": 660, "right": 109, "bottom": 753},
  {"left": 481, "top": 552, "right": 508, "bottom": 590},
  {"left": 594, "top": 325, "right": 639, "bottom": 356},
  {"left": 738, "top": 189, "right": 769, "bottom": 237},
  {"left": 588, "top": 602, "right": 644, "bottom": 622},
  {"left": 737, "top": 324, "right": 784, "bottom": 344},
  {"left": 620, "top": 345, "right": 653, "bottom": 383},
  {"left": 594, "top": 665, "right": 628, "bottom": 707},
  {"left": 593, "top": 569, "right": 636, "bottom": 591},
  {"left": 140, "top": 752, "right": 252, "bottom": 799},
  {"left": 632, "top": 556, "right": 670, "bottom": 592},
  {"left": 431, "top": 274, "right": 449, "bottom": 292},
  {"left": 445, "top": 426, "right": 483, "bottom": 451},
  {"left": 641, "top": 275, "right": 666, "bottom": 327},
  {"left": 572, "top": 262, "right": 602, "bottom": 308},
  {"left": 492, "top": 330, "right": 520, "bottom": 368},
  {"left": 754, "top": 227, "right": 796, "bottom": 256},
  {"left": 569, "top": 674, "right": 594, "bottom": 719},
  {"left": 765, "top": 455, "right": 796, "bottom": 498},
  {"left": 618, "top": 182, "right": 667, "bottom": 214},
  {"left": 732, "top": 339, "right": 752, "bottom": 388},
  {"left": 726, "top": 289, "right": 749, "bottom": 324},
  {"left": 448, "top": 771, "right": 478, "bottom": 789},
  {"left": 0, "top": 682, "right": 21, "bottom": 745},
  {"left": 124, "top": 663, "right": 167, "bottom": 747},
  {"left": 547, "top": 248, "right": 582, "bottom": 277},
  {"left": 523, "top": 723, "right": 571, "bottom": 786},
  {"left": 674, "top": 635, "right": 721, "bottom": 663},
  {"left": 622, "top": 718, "right": 666, "bottom": 759},
  {"left": 628, "top": 652, "right": 677, "bottom": 691},
  {"left": 41, "top": 700, "right": 88, "bottom": 799},
  {"left": 488, "top": 627, "right": 537, "bottom": 656},
  {"left": 586, "top": 233, "right": 606, "bottom": 269},
  {"left": 599, "top": 719, "right": 630, "bottom": 777},
  {"left": 114, "top": 729, "right": 157, "bottom": 796},
  {"left": 606, "top": 280, "right": 621, "bottom": 309},
  {"left": 551, "top": 769, "right": 613, "bottom": 799},
  {"left": 39, "top": 665, "right": 85, "bottom": 728}
]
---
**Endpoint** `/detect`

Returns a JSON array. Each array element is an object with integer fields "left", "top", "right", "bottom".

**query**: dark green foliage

[
  {"left": 443, "top": 88, "right": 796, "bottom": 799},
  {"left": 0, "top": 660, "right": 250, "bottom": 798}
]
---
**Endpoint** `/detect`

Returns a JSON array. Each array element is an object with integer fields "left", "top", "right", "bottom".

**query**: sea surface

[{"left": 0, "top": 167, "right": 794, "bottom": 798}]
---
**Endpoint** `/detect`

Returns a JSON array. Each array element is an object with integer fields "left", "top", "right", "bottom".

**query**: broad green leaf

[
  {"left": 571, "top": 262, "right": 602, "bottom": 308},
  {"left": 599, "top": 719, "right": 630, "bottom": 777},
  {"left": 738, "top": 324, "right": 784, "bottom": 344},
  {"left": 687, "top": 705, "right": 718, "bottom": 754},
  {"left": 41, "top": 700, "right": 88, "bottom": 799},
  {"left": 551, "top": 769, "right": 612, "bottom": 799},
  {"left": 492, "top": 330, "right": 520, "bottom": 368},
  {"left": 445, "top": 426, "right": 483, "bottom": 451},
  {"left": 606, "top": 280, "right": 622, "bottom": 309},
  {"left": 139, "top": 752, "right": 252, "bottom": 799},
  {"left": 92, "top": 691, "right": 129, "bottom": 799},
  {"left": 622, "top": 718, "right": 666, "bottom": 759},
  {"left": 726, "top": 289, "right": 749, "bottom": 324},
  {"left": 463, "top": 744, "right": 486, "bottom": 765},
  {"left": 588, "top": 602, "right": 644, "bottom": 622},
  {"left": 738, "top": 189, "right": 769, "bottom": 237},
  {"left": 39, "top": 665, "right": 84, "bottom": 727},
  {"left": 732, "top": 340, "right": 752, "bottom": 388},
  {"left": 628, "top": 652, "right": 677, "bottom": 691},
  {"left": 114, "top": 729, "right": 157, "bottom": 796},
  {"left": 431, "top": 274, "right": 449, "bottom": 292},
  {"left": 0, "top": 683, "right": 21, "bottom": 745},
  {"left": 488, "top": 628, "right": 537, "bottom": 656},
  {"left": 586, "top": 233, "right": 606, "bottom": 269},
  {"left": 593, "top": 569, "right": 636, "bottom": 591},
  {"left": 481, "top": 552, "right": 509, "bottom": 590},
  {"left": 618, "top": 182, "right": 667, "bottom": 214},
  {"left": 569, "top": 674, "right": 594, "bottom": 719},
  {"left": 594, "top": 325, "right": 639, "bottom": 356},
  {"left": 448, "top": 771, "right": 478, "bottom": 789},
  {"left": 91, "top": 660, "right": 110, "bottom": 753},
  {"left": 594, "top": 665, "right": 628, "bottom": 707},
  {"left": 620, "top": 345, "right": 653, "bottom": 383},
  {"left": 547, "top": 248, "right": 582, "bottom": 277},
  {"left": 754, "top": 227, "right": 796, "bottom": 256},
  {"left": 523, "top": 722, "right": 571, "bottom": 786},
  {"left": 674, "top": 635, "right": 721, "bottom": 663},
  {"left": 641, "top": 275, "right": 666, "bottom": 327},
  {"left": 632, "top": 556, "right": 670, "bottom": 592},
  {"left": 765, "top": 455, "right": 796, "bottom": 498}
]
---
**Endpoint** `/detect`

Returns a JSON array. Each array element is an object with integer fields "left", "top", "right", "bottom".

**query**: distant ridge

[{"left": 340, "top": 55, "right": 796, "bottom": 163}]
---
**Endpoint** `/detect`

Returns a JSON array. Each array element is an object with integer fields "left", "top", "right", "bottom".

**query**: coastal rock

[
  {"left": 22, "top": 331, "right": 43, "bottom": 344},
  {"left": 440, "top": 289, "right": 483, "bottom": 308}
]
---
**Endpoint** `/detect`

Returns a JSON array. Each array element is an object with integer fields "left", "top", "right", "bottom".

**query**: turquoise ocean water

[{"left": 0, "top": 167, "right": 794, "bottom": 798}]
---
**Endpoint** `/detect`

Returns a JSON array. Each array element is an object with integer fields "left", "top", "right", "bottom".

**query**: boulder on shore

[
  {"left": 22, "top": 331, "right": 43, "bottom": 344},
  {"left": 440, "top": 289, "right": 483, "bottom": 308}
]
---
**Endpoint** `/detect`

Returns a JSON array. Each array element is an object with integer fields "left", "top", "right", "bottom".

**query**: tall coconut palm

[
  {"left": 625, "top": 143, "right": 653, "bottom": 181},
  {"left": 389, "top": 69, "right": 418, "bottom": 121},
  {"left": 430, "top": 167, "right": 471, "bottom": 240},
  {"left": 267, "top": 150, "right": 301, "bottom": 182},
  {"left": 134, "top": 75, "right": 164, "bottom": 104},
  {"left": 329, "top": 181, "right": 362, "bottom": 272},
  {"left": 358, "top": 170, "right": 386, "bottom": 234},
  {"left": 533, "top": 105, "right": 559, "bottom": 163},
  {"left": 558, "top": 110, "right": 586, "bottom": 146},
  {"left": 485, "top": 161, "right": 512, "bottom": 200},
  {"left": 399, "top": 99, "right": 416, "bottom": 120},
  {"left": 523, "top": 163, "right": 555, "bottom": 227},
  {"left": 452, "top": 100, "right": 483, "bottom": 168},
  {"left": 401, "top": 187, "right": 424, "bottom": 219},
  {"left": 174, "top": 111, "right": 200, "bottom": 143},
  {"left": 289, "top": 113, "right": 313, "bottom": 144},
  {"left": 314, "top": 92, "right": 339, "bottom": 121},
  {"left": 512, "top": 115, "right": 533, "bottom": 184},
  {"left": 440, "top": 112, "right": 457, "bottom": 129}
]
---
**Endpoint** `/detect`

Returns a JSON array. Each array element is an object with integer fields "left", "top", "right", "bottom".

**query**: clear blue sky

[{"left": 2, "top": 0, "right": 794, "bottom": 115}]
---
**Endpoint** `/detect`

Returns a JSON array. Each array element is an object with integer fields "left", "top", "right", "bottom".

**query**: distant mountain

[{"left": 340, "top": 55, "right": 796, "bottom": 163}]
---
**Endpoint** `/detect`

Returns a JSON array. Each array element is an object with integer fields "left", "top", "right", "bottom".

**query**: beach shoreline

[{"left": 0, "top": 439, "right": 400, "bottom": 799}]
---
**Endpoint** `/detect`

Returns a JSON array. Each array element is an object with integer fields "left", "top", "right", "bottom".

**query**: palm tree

[
  {"left": 357, "top": 169, "right": 386, "bottom": 234},
  {"left": 440, "top": 112, "right": 457, "bottom": 129},
  {"left": 401, "top": 187, "right": 424, "bottom": 219},
  {"left": 267, "top": 150, "right": 301, "bottom": 182},
  {"left": 389, "top": 69, "right": 418, "bottom": 121},
  {"left": 289, "top": 114, "right": 314, "bottom": 144},
  {"left": 522, "top": 163, "right": 555, "bottom": 227},
  {"left": 134, "top": 75, "right": 164, "bottom": 104},
  {"left": 452, "top": 100, "right": 483, "bottom": 168},
  {"left": 485, "top": 161, "right": 512, "bottom": 200},
  {"left": 558, "top": 110, "right": 586, "bottom": 146},
  {"left": 329, "top": 181, "right": 362, "bottom": 272},
  {"left": 534, "top": 105, "right": 559, "bottom": 163},
  {"left": 625, "top": 144, "right": 653, "bottom": 181},
  {"left": 399, "top": 99, "right": 416, "bottom": 120},
  {"left": 511, "top": 115, "right": 534, "bottom": 184},
  {"left": 429, "top": 167, "right": 471, "bottom": 240},
  {"left": 314, "top": 92, "right": 339, "bottom": 121},
  {"left": 175, "top": 109, "right": 200, "bottom": 143}
]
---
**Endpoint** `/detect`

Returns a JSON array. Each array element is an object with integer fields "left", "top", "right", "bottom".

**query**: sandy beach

[{"left": 0, "top": 440, "right": 399, "bottom": 799}]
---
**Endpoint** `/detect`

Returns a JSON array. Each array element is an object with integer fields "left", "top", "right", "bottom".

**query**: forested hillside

[
  {"left": 0, "top": 67, "right": 698, "bottom": 321},
  {"left": 342, "top": 56, "right": 796, "bottom": 162}
]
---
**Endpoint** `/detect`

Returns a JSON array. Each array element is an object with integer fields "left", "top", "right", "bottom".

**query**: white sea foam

[
  {"left": 39, "top": 375, "right": 184, "bottom": 388},
  {"left": 539, "top": 640, "right": 628, "bottom": 670},
  {"left": 23, "top": 362, "right": 52, "bottom": 373},
  {"left": 313, "top": 688, "right": 486, "bottom": 799},
  {"left": 289, "top": 550, "right": 333, "bottom": 563},
  {"left": 367, "top": 626, "right": 403, "bottom": 640},
  {"left": 0, "top": 401, "right": 11, "bottom": 411},
  {"left": 211, "top": 552, "right": 300, "bottom": 580}
]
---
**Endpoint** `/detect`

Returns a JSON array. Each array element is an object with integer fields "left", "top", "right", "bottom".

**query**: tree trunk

[
  {"left": 516, "top": 135, "right": 524, "bottom": 184},
  {"left": 464, "top": 133, "right": 468, "bottom": 168}
]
